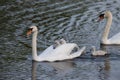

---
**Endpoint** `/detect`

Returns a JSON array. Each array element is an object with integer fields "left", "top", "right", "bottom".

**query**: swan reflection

[
  {"left": 31, "top": 60, "right": 76, "bottom": 80},
  {"left": 97, "top": 57, "right": 110, "bottom": 80},
  {"left": 32, "top": 60, "right": 38, "bottom": 80},
  {"left": 97, "top": 45, "right": 111, "bottom": 80}
]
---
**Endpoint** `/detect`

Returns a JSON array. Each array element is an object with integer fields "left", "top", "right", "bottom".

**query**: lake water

[{"left": 1, "top": 0, "right": 120, "bottom": 80}]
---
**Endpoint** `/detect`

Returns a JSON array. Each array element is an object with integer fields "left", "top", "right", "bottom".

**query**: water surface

[{"left": 0, "top": 0, "right": 120, "bottom": 80}]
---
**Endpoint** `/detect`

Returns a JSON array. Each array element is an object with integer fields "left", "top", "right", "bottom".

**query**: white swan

[
  {"left": 53, "top": 40, "right": 61, "bottom": 49},
  {"left": 91, "top": 46, "right": 107, "bottom": 56},
  {"left": 98, "top": 11, "right": 120, "bottom": 45},
  {"left": 27, "top": 26, "right": 86, "bottom": 62},
  {"left": 53, "top": 38, "right": 66, "bottom": 49},
  {"left": 59, "top": 38, "right": 66, "bottom": 44}
]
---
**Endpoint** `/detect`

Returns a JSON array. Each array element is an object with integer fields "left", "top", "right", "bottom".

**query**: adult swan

[
  {"left": 98, "top": 11, "right": 120, "bottom": 45},
  {"left": 27, "top": 26, "right": 86, "bottom": 62}
]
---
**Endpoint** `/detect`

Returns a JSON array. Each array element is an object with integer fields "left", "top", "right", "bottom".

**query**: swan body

[
  {"left": 99, "top": 11, "right": 120, "bottom": 45},
  {"left": 91, "top": 46, "right": 107, "bottom": 56},
  {"left": 27, "top": 26, "right": 86, "bottom": 62},
  {"left": 38, "top": 43, "right": 86, "bottom": 62}
]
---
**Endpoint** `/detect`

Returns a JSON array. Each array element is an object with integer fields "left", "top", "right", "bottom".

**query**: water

[{"left": 0, "top": 0, "right": 120, "bottom": 80}]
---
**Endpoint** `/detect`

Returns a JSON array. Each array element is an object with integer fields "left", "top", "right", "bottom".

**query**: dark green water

[{"left": 0, "top": 0, "right": 120, "bottom": 80}]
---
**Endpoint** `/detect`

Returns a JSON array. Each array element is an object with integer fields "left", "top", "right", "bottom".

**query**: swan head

[
  {"left": 91, "top": 46, "right": 97, "bottom": 56},
  {"left": 59, "top": 38, "right": 66, "bottom": 44},
  {"left": 98, "top": 11, "right": 112, "bottom": 21},
  {"left": 53, "top": 40, "right": 61, "bottom": 49},
  {"left": 27, "top": 26, "right": 38, "bottom": 36},
  {"left": 53, "top": 38, "right": 66, "bottom": 49},
  {"left": 90, "top": 46, "right": 96, "bottom": 52}
]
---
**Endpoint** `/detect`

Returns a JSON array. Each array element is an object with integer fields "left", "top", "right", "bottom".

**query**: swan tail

[{"left": 68, "top": 46, "right": 86, "bottom": 59}]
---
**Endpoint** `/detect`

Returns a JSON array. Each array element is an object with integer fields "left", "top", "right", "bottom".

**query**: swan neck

[
  {"left": 32, "top": 31, "right": 38, "bottom": 60},
  {"left": 102, "top": 13, "right": 112, "bottom": 43},
  {"left": 92, "top": 47, "right": 97, "bottom": 55},
  {"left": 93, "top": 47, "right": 96, "bottom": 53}
]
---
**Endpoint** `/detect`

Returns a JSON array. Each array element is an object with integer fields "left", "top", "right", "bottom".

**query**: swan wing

[
  {"left": 65, "top": 46, "right": 86, "bottom": 59},
  {"left": 53, "top": 43, "right": 78, "bottom": 55},
  {"left": 39, "top": 43, "right": 83, "bottom": 62},
  {"left": 39, "top": 45, "right": 54, "bottom": 57},
  {"left": 92, "top": 50, "right": 107, "bottom": 56},
  {"left": 49, "top": 46, "right": 86, "bottom": 61},
  {"left": 108, "top": 32, "right": 120, "bottom": 44}
]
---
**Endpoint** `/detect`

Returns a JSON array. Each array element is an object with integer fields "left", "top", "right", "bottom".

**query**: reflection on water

[
  {"left": 32, "top": 58, "right": 111, "bottom": 80},
  {"left": 1, "top": 0, "right": 120, "bottom": 80},
  {"left": 97, "top": 57, "right": 110, "bottom": 80},
  {"left": 32, "top": 60, "right": 76, "bottom": 80},
  {"left": 32, "top": 61, "right": 37, "bottom": 80}
]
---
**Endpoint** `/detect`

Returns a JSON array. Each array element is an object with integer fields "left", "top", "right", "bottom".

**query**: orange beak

[{"left": 26, "top": 29, "right": 32, "bottom": 37}]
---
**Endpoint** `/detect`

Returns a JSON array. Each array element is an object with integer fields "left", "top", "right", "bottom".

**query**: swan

[
  {"left": 91, "top": 46, "right": 107, "bottom": 56},
  {"left": 98, "top": 11, "right": 120, "bottom": 45},
  {"left": 26, "top": 26, "right": 86, "bottom": 62},
  {"left": 53, "top": 38, "right": 66, "bottom": 49},
  {"left": 53, "top": 40, "right": 61, "bottom": 49},
  {"left": 59, "top": 38, "right": 66, "bottom": 44}
]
